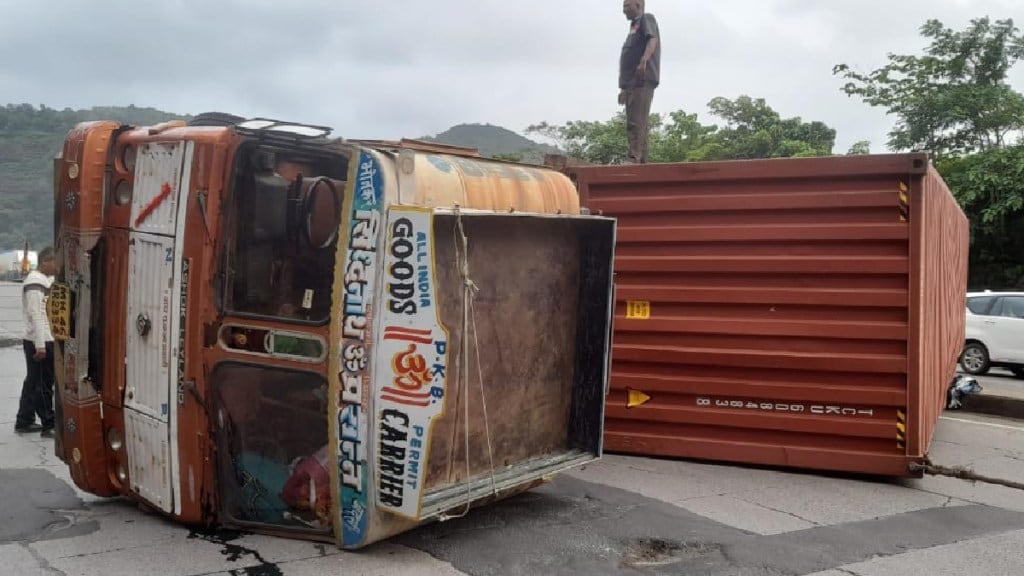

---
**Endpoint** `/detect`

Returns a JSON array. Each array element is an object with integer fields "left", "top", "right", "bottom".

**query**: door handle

[{"left": 983, "top": 320, "right": 997, "bottom": 325}]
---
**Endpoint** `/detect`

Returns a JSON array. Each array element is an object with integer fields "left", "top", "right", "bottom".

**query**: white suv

[{"left": 961, "top": 291, "right": 1024, "bottom": 378}]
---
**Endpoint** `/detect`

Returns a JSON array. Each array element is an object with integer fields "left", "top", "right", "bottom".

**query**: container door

[{"left": 122, "top": 141, "right": 193, "bottom": 514}]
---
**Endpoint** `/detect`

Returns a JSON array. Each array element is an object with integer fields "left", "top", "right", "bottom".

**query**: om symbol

[{"left": 391, "top": 344, "right": 431, "bottom": 391}]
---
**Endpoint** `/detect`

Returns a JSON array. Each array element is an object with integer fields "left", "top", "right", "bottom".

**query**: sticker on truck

[
  {"left": 373, "top": 206, "right": 450, "bottom": 520},
  {"left": 335, "top": 150, "right": 383, "bottom": 547}
]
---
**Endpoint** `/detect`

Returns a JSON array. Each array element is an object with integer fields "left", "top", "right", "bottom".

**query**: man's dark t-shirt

[{"left": 619, "top": 13, "right": 661, "bottom": 89}]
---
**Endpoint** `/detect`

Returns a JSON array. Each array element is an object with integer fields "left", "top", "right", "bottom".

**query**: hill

[
  {"left": 0, "top": 104, "right": 191, "bottom": 250},
  {"left": 420, "top": 123, "right": 560, "bottom": 163}
]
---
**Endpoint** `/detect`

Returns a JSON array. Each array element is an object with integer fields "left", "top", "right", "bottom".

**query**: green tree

[
  {"left": 0, "top": 103, "right": 190, "bottom": 250},
  {"left": 705, "top": 96, "right": 835, "bottom": 159},
  {"left": 833, "top": 17, "right": 1024, "bottom": 158},
  {"left": 491, "top": 151, "right": 527, "bottom": 163},
  {"left": 834, "top": 17, "right": 1024, "bottom": 289},
  {"left": 527, "top": 112, "right": 636, "bottom": 165},
  {"left": 847, "top": 140, "right": 872, "bottom": 155},
  {"left": 937, "top": 145, "right": 1024, "bottom": 288},
  {"left": 526, "top": 96, "right": 836, "bottom": 164}
]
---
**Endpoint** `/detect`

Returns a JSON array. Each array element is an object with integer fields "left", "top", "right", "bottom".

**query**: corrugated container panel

[
  {"left": 568, "top": 154, "right": 967, "bottom": 477},
  {"left": 125, "top": 232, "right": 175, "bottom": 422},
  {"left": 908, "top": 166, "right": 969, "bottom": 456}
]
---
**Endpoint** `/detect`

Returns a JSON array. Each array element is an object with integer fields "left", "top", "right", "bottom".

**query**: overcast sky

[{"left": 3, "top": 0, "right": 1023, "bottom": 154}]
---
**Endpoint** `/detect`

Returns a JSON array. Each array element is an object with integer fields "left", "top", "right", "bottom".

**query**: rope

[
  {"left": 470, "top": 283, "right": 499, "bottom": 497},
  {"left": 439, "top": 206, "right": 498, "bottom": 521},
  {"left": 909, "top": 461, "right": 1024, "bottom": 492}
]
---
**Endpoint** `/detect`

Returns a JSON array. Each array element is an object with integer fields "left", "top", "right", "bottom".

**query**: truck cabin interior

[
  {"left": 212, "top": 141, "right": 348, "bottom": 536},
  {"left": 222, "top": 142, "right": 347, "bottom": 324}
]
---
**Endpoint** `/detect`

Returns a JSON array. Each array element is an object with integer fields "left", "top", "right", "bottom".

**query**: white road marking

[{"left": 940, "top": 415, "right": 1024, "bottom": 432}]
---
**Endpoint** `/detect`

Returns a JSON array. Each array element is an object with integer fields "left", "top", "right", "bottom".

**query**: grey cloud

[{"left": 2, "top": 0, "right": 1022, "bottom": 152}]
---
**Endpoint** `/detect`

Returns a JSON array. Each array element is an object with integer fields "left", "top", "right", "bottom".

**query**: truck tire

[
  {"left": 960, "top": 342, "right": 990, "bottom": 375},
  {"left": 1011, "top": 367, "right": 1024, "bottom": 380}
]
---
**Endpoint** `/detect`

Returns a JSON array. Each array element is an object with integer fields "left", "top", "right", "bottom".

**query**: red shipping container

[{"left": 565, "top": 154, "right": 969, "bottom": 477}]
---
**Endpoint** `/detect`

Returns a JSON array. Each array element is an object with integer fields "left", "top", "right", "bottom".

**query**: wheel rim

[{"left": 962, "top": 347, "right": 985, "bottom": 371}]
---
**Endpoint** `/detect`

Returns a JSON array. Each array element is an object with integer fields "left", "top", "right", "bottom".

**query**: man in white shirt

[{"left": 15, "top": 246, "right": 57, "bottom": 436}]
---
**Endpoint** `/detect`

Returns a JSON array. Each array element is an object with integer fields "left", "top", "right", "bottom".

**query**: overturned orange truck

[{"left": 48, "top": 115, "right": 616, "bottom": 548}]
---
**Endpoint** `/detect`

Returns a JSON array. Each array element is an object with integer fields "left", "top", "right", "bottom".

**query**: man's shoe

[
  {"left": 40, "top": 428, "right": 55, "bottom": 438},
  {"left": 14, "top": 423, "right": 43, "bottom": 433}
]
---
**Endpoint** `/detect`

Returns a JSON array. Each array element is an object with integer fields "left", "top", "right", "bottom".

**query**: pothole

[{"left": 620, "top": 538, "right": 721, "bottom": 568}]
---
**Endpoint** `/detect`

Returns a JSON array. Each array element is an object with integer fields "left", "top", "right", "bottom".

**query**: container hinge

[{"left": 909, "top": 460, "right": 1024, "bottom": 491}]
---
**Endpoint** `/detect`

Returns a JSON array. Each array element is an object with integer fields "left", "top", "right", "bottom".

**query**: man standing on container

[
  {"left": 14, "top": 246, "right": 56, "bottom": 437},
  {"left": 618, "top": 0, "right": 661, "bottom": 164}
]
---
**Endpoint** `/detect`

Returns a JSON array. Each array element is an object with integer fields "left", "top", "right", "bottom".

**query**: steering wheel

[{"left": 302, "top": 176, "right": 341, "bottom": 250}]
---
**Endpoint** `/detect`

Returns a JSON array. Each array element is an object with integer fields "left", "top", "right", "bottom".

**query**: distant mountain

[
  {"left": 0, "top": 104, "right": 191, "bottom": 249},
  {"left": 420, "top": 123, "right": 561, "bottom": 164}
]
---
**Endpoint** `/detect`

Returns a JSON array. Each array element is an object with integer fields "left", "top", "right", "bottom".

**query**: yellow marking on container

[
  {"left": 897, "top": 408, "right": 907, "bottom": 450},
  {"left": 627, "top": 388, "right": 651, "bottom": 409},
  {"left": 626, "top": 300, "right": 651, "bottom": 320},
  {"left": 898, "top": 181, "right": 910, "bottom": 222}
]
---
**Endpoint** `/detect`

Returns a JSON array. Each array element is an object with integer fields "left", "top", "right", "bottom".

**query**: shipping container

[{"left": 564, "top": 153, "right": 968, "bottom": 477}]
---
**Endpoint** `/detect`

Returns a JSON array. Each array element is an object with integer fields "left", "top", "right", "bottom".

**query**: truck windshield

[{"left": 223, "top": 145, "right": 347, "bottom": 323}]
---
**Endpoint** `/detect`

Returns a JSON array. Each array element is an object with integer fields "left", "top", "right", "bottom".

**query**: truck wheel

[
  {"left": 960, "top": 342, "right": 990, "bottom": 375},
  {"left": 1011, "top": 367, "right": 1024, "bottom": 380}
]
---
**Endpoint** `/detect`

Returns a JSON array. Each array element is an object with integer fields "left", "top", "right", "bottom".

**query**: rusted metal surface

[
  {"left": 53, "top": 117, "right": 615, "bottom": 549},
  {"left": 124, "top": 408, "right": 174, "bottom": 512},
  {"left": 567, "top": 154, "right": 968, "bottom": 477},
  {"left": 388, "top": 151, "right": 581, "bottom": 215},
  {"left": 908, "top": 166, "right": 969, "bottom": 457},
  {"left": 351, "top": 138, "right": 481, "bottom": 157},
  {"left": 57, "top": 121, "right": 120, "bottom": 237}
]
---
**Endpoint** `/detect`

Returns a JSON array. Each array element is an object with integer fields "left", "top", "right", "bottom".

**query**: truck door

[{"left": 124, "top": 140, "right": 193, "bottom": 514}]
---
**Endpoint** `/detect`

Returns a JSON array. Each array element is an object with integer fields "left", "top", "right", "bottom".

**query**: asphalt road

[
  {"left": 1, "top": 282, "right": 1024, "bottom": 574},
  {"left": 963, "top": 366, "right": 1024, "bottom": 394}
]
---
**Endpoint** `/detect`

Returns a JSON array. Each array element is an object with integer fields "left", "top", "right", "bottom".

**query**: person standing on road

[
  {"left": 15, "top": 246, "right": 56, "bottom": 437},
  {"left": 618, "top": 0, "right": 661, "bottom": 164}
]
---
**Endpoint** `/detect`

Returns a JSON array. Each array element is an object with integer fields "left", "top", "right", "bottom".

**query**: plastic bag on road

[{"left": 946, "top": 374, "right": 983, "bottom": 410}]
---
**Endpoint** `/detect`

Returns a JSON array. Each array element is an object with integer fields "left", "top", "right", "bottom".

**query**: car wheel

[
  {"left": 1011, "top": 367, "right": 1024, "bottom": 380},
  {"left": 960, "top": 343, "right": 990, "bottom": 375}
]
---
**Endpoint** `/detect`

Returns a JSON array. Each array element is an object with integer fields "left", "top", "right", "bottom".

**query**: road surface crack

[
  {"left": 20, "top": 542, "right": 68, "bottom": 575},
  {"left": 738, "top": 497, "right": 820, "bottom": 526},
  {"left": 908, "top": 485, "right": 984, "bottom": 507},
  {"left": 992, "top": 449, "right": 1024, "bottom": 464}
]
